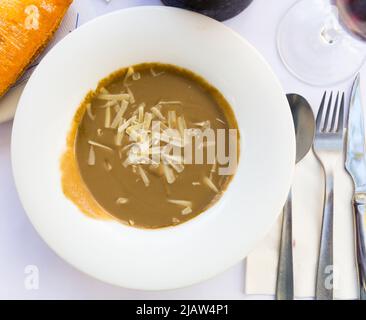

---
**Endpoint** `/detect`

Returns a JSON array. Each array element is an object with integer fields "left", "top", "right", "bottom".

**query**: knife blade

[
  {"left": 346, "top": 74, "right": 366, "bottom": 192},
  {"left": 345, "top": 73, "right": 366, "bottom": 300}
]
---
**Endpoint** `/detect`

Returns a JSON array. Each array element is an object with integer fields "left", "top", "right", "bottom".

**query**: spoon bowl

[{"left": 287, "top": 94, "right": 316, "bottom": 163}]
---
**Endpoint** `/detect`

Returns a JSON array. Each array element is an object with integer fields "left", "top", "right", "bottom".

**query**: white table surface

[{"left": 0, "top": 0, "right": 363, "bottom": 299}]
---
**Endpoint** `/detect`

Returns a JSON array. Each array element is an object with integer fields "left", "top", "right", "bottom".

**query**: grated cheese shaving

[
  {"left": 88, "top": 140, "right": 113, "bottom": 151},
  {"left": 99, "top": 100, "right": 118, "bottom": 109},
  {"left": 167, "top": 199, "right": 192, "bottom": 207},
  {"left": 88, "top": 145, "right": 95, "bottom": 166},
  {"left": 86, "top": 103, "right": 95, "bottom": 120},
  {"left": 203, "top": 176, "right": 219, "bottom": 193},
  {"left": 211, "top": 160, "right": 217, "bottom": 173},
  {"left": 124, "top": 67, "right": 134, "bottom": 84},
  {"left": 138, "top": 104, "right": 144, "bottom": 123},
  {"left": 104, "top": 160, "right": 112, "bottom": 171},
  {"left": 118, "top": 115, "right": 137, "bottom": 133},
  {"left": 150, "top": 68, "right": 165, "bottom": 77},
  {"left": 158, "top": 101, "right": 182, "bottom": 105},
  {"left": 132, "top": 72, "right": 141, "bottom": 81},
  {"left": 99, "top": 87, "right": 109, "bottom": 94},
  {"left": 181, "top": 207, "right": 192, "bottom": 215},
  {"left": 159, "top": 132, "right": 184, "bottom": 147},
  {"left": 168, "top": 110, "right": 177, "bottom": 128},
  {"left": 143, "top": 112, "right": 153, "bottom": 130},
  {"left": 193, "top": 120, "right": 211, "bottom": 128},
  {"left": 116, "top": 197, "right": 128, "bottom": 204},
  {"left": 115, "top": 131, "right": 124, "bottom": 146},
  {"left": 161, "top": 153, "right": 183, "bottom": 164},
  {"left": 151, "top": 106, "right": 166, "bottom": 121},
  {"left": 104, "top": 107, "right": 111, "bottom": 128},
  {"left": 98, "top": 93, "right": 130, "bottom": 101},
  {"left": 138, "top": 166, "right": 150, "bottom": 187},
  {"left": 163, "top": 164, "right": 175, "bottom": 184},
  {"left": 127, "top": 87, "right": 135, "bottom": 104},
  {"left": 172, "top": 217, "right": 180, "bottom": 223},
  {"left": 177, "top": 116, "right": 187, "bottom": 138},
  {"left": 120, "top": 142, "right": 135, "bottom": 153},
  {"left": 111, "top": 100, "right": 128, "bottom": 129},
  {"left": 168, "top": 161, "right": 184, "bottom": 173},
  {"left": 122, "top": 157, "right": 131, "bottom": 168}
]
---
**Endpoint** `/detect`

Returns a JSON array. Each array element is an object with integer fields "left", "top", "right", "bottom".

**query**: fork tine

[
  {"left": 316, "top": 91, "right": 327, "bottom": 132},
  {"left": 337, "top": 92, "right": 345, "bottom": 133},
  {"left": 330, "top": 92, "right": 339, "bottom": 132},
  {"left": 323, "top": 91, "right": 333, "bottom": 132}
]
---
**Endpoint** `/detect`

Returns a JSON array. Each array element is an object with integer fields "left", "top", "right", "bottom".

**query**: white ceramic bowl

[{"left": 11, "top": 7, "right": 295, "bottom": 290}]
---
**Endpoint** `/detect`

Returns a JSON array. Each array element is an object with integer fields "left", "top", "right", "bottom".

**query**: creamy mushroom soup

[{"left": 61, "top": 63, "right": 239, "bottom": 228}]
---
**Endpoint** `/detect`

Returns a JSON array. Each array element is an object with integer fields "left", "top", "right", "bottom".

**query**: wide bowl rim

[{"left": 11, "top": 6, "right": 295, "bottom": 290}]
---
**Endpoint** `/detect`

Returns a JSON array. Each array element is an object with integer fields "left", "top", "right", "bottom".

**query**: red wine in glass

[
  {"left": 277, "top": 0, "right": 366, "bottom": 86},
  {"left": 335, "top": 0, "right": 366, "bottom": 40}
]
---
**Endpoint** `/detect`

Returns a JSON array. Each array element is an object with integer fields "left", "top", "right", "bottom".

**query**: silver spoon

[{"left": 276, "top": 94, "right": 315, "bottom": 300}]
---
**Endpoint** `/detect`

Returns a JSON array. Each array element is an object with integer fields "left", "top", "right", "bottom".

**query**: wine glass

[{"left": 277, "top": 0, "right": 366, "bottom": 86}]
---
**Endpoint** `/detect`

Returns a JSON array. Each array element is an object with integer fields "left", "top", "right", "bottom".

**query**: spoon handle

[
  {"left": 315, "top": 171, "right": 334, "bottom": 300},
  {"left": 276, "top": 191, "right": 294, "bottom": 300}
]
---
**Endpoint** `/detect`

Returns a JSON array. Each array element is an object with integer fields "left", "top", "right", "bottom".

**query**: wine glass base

[{"left": 277, "top": 0, "right": 366, "bottom": 86}]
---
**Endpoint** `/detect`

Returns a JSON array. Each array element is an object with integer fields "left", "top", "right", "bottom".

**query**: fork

[{"left": 313, "top": 91, "right": 345, "bottom": 300}]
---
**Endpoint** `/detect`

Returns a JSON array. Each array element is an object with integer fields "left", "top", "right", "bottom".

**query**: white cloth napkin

[{"left": 245, "top": 117, "right": 361, "bottom": 299}]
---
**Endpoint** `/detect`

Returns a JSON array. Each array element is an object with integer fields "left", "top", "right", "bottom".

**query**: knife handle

[
  {"left": 353, "top": 194, "right": 366, "bottom": 300},
  {"left": 316, "top": 171, "right": 334, "bottom": 300},
  {"left": 276, "top": 190, "right": 294, "bottom": 300}
]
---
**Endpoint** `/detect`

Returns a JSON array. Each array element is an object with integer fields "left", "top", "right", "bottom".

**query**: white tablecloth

[{"left": 0, "top": 0, "right": 364, "bottom": 299}]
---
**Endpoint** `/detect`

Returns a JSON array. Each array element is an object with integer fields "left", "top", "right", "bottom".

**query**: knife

[{"left": 345, "top": 73, "right": 366, "bottom": 300}]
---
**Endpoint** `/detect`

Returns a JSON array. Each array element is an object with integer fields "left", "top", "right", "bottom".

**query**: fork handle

[
  {"left": 353, "top": 194, "right": 366, "bottom": 300},
  {"left": 316, "top": 171, "right": 334, "bottom": 300},
  {"left": 276, "top": 191, "right": 294, "bottom": 300}
]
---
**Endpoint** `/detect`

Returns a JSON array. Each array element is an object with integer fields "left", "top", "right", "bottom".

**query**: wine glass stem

[{"left": 320, "top": 18, "right": 342, "bottom": 44}]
